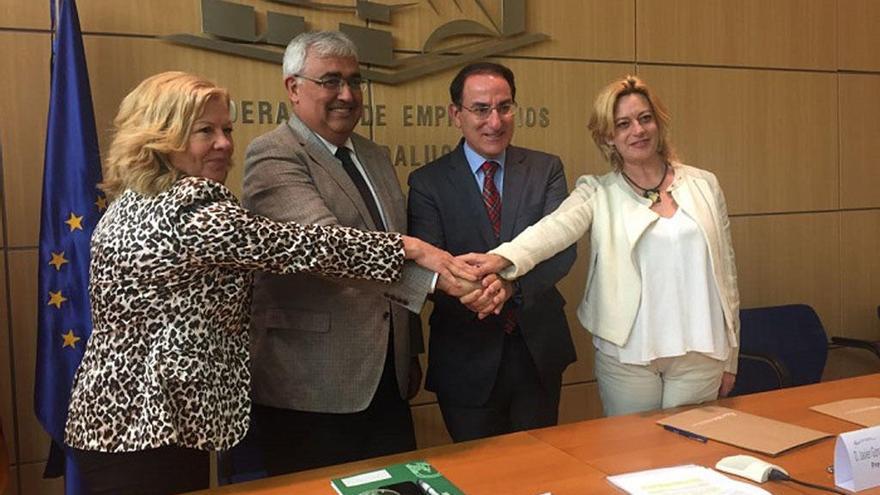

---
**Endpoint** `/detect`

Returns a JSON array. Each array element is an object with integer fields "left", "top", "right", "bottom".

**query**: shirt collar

[
  {"left": 463, "top": 141, "right": 507, "bottom": 175},
  {"left": 315, "top": 132, "right": 354, "bottom": 156}
]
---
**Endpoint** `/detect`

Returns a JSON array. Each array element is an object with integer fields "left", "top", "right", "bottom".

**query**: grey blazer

[{"left": 243, "top": 114, "right": 432, "bottom": 413}]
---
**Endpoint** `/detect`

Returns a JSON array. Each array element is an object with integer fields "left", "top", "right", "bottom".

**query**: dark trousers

[
  {"left": 71, "top": 445, "right": 209, "bottom": 495},
  {"left": 252, "top": 349, "right": 416, "bottom": 476},
  {"left": 438, "top": 332, "right": 562, "bottom": 443}
]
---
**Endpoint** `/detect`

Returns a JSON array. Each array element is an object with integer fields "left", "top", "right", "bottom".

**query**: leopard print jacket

[{"left": 64, "top": 176, "right": 404, "bottom": 452}]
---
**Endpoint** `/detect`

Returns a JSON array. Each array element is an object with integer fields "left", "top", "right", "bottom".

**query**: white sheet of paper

[
  {"left": 607, "top": 464, "right": 771, "bottom": 495},
  {"left": 340, "top": 469, "right": 392, "bottom": 487},
  {"left": 835, "top": 425, "right": 880, "bottom": 492}
]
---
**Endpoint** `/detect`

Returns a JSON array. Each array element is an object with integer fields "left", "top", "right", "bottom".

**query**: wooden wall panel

[
  {"left": 370, "top": 60, "right": 631, "bottom": 194},
  {"left": 5, "top": 465, "right": 17, "bottom": 495},
  {"left": 636, "top": 0, "right": 837, "bottom": 70},
  {"left": 411, "top": 402, "right": 451, "bottom": 450},
  {"left": 77, "top": 0, "right": 362, "bottom": 36},
  {"left": 559, "top": 240, "right": 594, "bottom": 385},
  {"left": 840, "top": 210, "right": 880, "bottom": 340},
  {"left": 408, "top": 348, "right": 434, "bottom": 406},
  {"left": 0, "top": 257, "right": 15, "bottom": 466},
  {"left": 0, "top": 33, "right": 50, "bottom": 248},
  {"left": 368, "top": 65, "right": 469, "bottom": 190},
  {"left": 83, "top": 35, "right": 303, "bottom": 199},
  {"left": 0, "top": 148, "right": 5, "bottom": 249},
  {"left": 840, "top": 73, "right": 880, "bottom": 209},
  {"left": 640, "top": 66, "right": 838, "bottom": 215},
  {"left": 387, "top": 0, "right": 634, "bottom": 61},
  {"left": 0, "top": 0, "right": 49, "bottom": 30},
  {"left": 78, "top": 0, "right": 200, "bottom": 35},
  {"left": 730, "top": 213, "right": 840, "bottom": 334},
  {"left": 4, "top": 33, "right": 293, "bottom": 247},
  {"left": 558, "top": 382, "right": 603, "bottom": 425},
  {"left": 19, "top": 461, "right": 60, "bottom": 495},
  {"left": 825, "top": 346, "right": 880, "bottom": 382},
  {"left": 497, "top": 60, "right": 630, "bottom": 179},
  {"left": 839, "top": 0, "right": 880, "bottom": 71},
  {"left": 515, "top": 0, "right": 634, "bottom": 60},
  {"left": 77, "top": 0, "right": 630, "bottom": 62},
  {"left": 8, "top": 250, "right": 47, "bottom": 464}
]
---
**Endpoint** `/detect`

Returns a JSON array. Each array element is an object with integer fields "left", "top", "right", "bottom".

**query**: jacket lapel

[
  {"left": 286, "top": 115, "right": 380, "bottom": 231},
  {"left": 446, "top": 143, "right": 498, "bottom": 249},
  {"left": 499, "top": 147, "right": 525, "bottom": 242},
  {"left": 352, "top": 135, "right": 401, "bottom": 232},
  {"left": 612, "top": 173, "right": 659, "bottom": 248}
]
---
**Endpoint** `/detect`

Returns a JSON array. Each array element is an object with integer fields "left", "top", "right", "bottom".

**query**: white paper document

[{"left": 607, "top": 465, "right": 771, "bottom": 495}]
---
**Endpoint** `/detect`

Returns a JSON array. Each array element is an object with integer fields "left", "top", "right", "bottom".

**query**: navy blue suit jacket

[{"left": 407, "top": 141, "right": 577, "bottom": 406}]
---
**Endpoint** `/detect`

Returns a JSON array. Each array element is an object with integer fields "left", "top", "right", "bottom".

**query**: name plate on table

[{"left": 835, "top": 425, "right": 880, "bottom": 492}]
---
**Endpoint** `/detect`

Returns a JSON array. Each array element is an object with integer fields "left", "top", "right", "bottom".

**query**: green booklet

[{"left": 330, "top": 459, "right": 465, "bottom": 495}]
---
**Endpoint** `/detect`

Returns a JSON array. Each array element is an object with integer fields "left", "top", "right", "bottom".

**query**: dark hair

[{"left": 449, "top": 62, "right": 516, "bottom": 106}]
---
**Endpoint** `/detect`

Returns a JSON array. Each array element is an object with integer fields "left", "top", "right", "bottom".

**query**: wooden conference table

[{"left": 194, "top": 374, "right": 880, "bottom": 494}]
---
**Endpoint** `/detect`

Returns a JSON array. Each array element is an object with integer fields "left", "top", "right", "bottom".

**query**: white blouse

[{"left": 594, "top": 207, "right": 728, "bottom": 365}]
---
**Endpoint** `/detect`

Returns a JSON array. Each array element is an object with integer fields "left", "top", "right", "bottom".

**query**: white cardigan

[{"left": 492, "top": 163, "right": 741, "bottom": 373}]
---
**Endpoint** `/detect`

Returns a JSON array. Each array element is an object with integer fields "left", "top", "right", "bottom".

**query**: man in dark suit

[
  {"left": 242, "top": 31, "right": 475, "bottom": 475},
  {"left": 407, "top": 62, "right": 577, "bottom": 442}
]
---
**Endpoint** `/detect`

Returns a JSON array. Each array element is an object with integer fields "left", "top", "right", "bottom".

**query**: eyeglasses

[
  {"left": 459, "top": 101, "right": 518, "bottom": 120},
  {"left": 295, "top": 74, "right": 366, "bottom": 92}
]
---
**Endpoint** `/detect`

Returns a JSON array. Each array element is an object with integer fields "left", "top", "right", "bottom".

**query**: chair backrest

[{"left": 729, "top": 304, "right": 828, "bottom": 396}]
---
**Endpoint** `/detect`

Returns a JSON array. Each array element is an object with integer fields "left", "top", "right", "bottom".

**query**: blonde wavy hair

[
  {"left": 100, "top": 71, "right": 230, "bottom": 199},
  {"left": 587, "top": 75, "right": 676, "bottom": 170}
]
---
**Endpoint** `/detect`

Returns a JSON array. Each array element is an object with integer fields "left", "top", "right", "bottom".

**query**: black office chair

[
  {"left": 729, "top": 304, "right": 829, "bottom": 397},
  {"left": 730, "top": 304, "right": 880, "bottom": 396},
  {"left": 828, "top": 305, "right": 880, "bottom": 360}
]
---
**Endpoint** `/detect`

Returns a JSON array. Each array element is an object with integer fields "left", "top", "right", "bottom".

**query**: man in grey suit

[
  {"left": 242, "top": 31, "right": 476, "bottom": 474},
  {"left": 407, "top": 62, "right": 577, "bottom": 442}
]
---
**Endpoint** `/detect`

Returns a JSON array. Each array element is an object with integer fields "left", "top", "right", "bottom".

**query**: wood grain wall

[{"left": 0, "top": 0, "right": 877, "bottom": 492}]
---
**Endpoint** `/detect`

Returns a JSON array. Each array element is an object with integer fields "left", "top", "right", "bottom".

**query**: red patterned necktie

[
  {"left": 480, "top": 161, "right": 501, "bottom": 239},
  {"left": 480, "top": 161, "right": 516, "bottom": 334}
]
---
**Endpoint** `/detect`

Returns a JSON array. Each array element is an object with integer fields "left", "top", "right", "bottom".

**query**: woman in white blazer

[{"left": 466, "top": 76, "right": 740, "bottom": 416}]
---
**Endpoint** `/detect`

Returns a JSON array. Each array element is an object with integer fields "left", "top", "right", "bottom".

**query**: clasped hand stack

[{"left": 403, "top": 237, "right": 513, "bottom": 319}]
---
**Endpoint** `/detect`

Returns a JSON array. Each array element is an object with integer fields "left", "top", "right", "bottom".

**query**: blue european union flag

[{"left": 34, "top": 0, "right": 103, "bottom": 491}]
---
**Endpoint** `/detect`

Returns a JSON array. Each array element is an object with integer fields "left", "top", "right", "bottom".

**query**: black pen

[{"left": 663, "top": 424, "right": 708, "bottom": 443}]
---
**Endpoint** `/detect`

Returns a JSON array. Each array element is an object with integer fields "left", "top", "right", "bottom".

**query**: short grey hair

[{"left": 282, "top": 31, "right": 359, "bottom": 79}]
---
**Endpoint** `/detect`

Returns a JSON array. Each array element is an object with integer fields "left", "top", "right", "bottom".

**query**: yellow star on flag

[
  {"left": 62, "top": 330, "right": 81, "bottom": 349},
  {"left": 48, "top": 251, "right": 69, "bottom": 271},
  {"left": 65, "top": 212, "right": 84, "bottom": 232},
  {"left": 48, "top": 290, "right": 67, "bottom": 309},
  {"left": 95, "top": 195, "right": 107, "bottom": 212}
]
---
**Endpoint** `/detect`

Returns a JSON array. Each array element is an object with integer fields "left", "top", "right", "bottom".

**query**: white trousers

[{"left": 595, "top": 350, "right": 724, "bottom": 417}]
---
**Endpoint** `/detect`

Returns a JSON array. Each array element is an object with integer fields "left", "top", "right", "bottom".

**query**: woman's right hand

[{"left": 456, "top": 252, "right": 512, "bottom": 278}]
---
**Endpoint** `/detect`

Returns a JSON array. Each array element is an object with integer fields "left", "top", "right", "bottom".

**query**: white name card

[{"left": 835, "top": 425, "right": 880, "bottom": 492}]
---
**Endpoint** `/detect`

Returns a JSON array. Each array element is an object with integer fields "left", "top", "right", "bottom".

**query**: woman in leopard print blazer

[{"left": 63, "top": 71, "right": 463, "bottom": 494}]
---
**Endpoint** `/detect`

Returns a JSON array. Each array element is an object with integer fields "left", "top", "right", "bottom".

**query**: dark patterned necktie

[
  {"left": 336, "top": 147, "right": 385, "bottom": 231},
  {"left": 480, "top": 160, "right": 516, "bottom": 334},
  {"left": 480, "top": 161, "right": 501, "bottom": 239}
]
